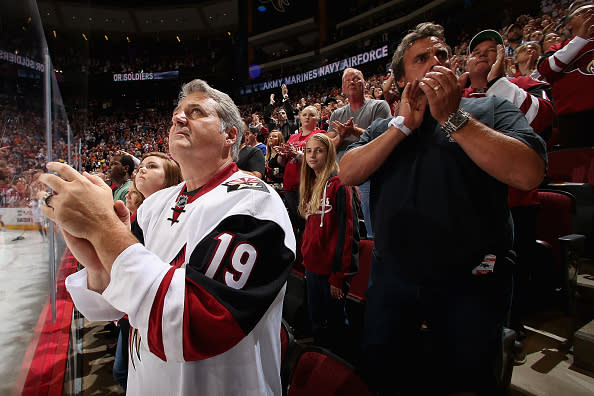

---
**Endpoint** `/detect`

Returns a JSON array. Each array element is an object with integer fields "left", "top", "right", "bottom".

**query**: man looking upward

[{"left": 40, "top": 79, "right": 296, "bottom": 395}]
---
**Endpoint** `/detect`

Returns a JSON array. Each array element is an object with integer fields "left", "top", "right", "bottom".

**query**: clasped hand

[
  {"left": 330, "top": 284, "right": 344, "bottom": 299},
  {"left": 274, "top": 143, "right": 300, "bottom": 160},
  {"left": 399, "top": 65, "right": 463, "bottom": 129},
  {"left": 331, "top": 117, "right": 359, "bottom": 139},
  {"left": 39, "top": 162, "right": 125, "bottom": 239},
  {"left": 39, "top": 162, "right": 131, "bottom": 285}
]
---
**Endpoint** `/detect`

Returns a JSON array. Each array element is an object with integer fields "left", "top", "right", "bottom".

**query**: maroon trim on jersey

[
  {"left": 168, "top": 163, "right": 239, "bottom": 225},
  {"left": 538, "top": 39, "right": 594, "bottom": 115},
  {"left": 518, "top": 96, "right": 532, "bottom": 116},
  {"left": 182, "top": 277, "right": 245, "bottom": 361},
  {"left": 148, "top": 244, "right": 186, "bottom": 361}
]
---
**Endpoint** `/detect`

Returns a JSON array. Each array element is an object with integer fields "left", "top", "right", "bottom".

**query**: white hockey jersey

[{"left": 66, "top": 163, "right": 296, "bottom": 395}]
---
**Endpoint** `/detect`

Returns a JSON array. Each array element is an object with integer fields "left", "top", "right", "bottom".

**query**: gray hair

[
  {"left": 177, "top": 79, "right": 243, "bottom": 161},
  {"left": 341, "top": 67, "right": 363, "bottom": 81},
  {"left": 391, "top": 22, "right": 449, "bottom": 89}
]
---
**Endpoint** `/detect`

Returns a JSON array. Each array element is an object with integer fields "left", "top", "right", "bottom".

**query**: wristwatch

[{"left": 441, "top": 107, "right": 470, "bottom": 141}]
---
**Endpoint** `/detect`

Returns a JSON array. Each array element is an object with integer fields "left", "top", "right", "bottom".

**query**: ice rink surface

[{"left": 0, "top": 229, "right": 60, "bottom": 396}]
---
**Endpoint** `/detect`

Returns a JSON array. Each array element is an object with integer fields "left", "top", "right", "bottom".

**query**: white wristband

[{"left": 388, "top": 116, "right": 412, "bottom": 136}]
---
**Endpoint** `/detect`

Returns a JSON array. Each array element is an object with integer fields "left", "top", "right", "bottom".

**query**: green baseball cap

[{"left": 468, "top": 30, "right": 504, "bottom": 54}]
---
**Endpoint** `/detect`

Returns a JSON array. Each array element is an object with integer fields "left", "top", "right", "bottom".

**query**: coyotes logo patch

[{"left": 224, "top": 177, "right": 269, "bottom": 193}]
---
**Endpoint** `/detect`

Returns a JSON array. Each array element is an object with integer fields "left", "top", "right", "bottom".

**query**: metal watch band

[{"left": 441, "top": 108, "right": 470, "bottom": 141}]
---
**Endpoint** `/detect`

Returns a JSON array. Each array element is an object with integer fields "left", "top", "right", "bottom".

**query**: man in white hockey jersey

[{"left": 39, "top": 79, "right": 296, "bottom": 395}]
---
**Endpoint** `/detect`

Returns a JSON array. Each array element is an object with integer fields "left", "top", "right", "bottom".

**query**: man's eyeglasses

[{"left": 344, "top": 77, "right": 363, "bottom": 84}]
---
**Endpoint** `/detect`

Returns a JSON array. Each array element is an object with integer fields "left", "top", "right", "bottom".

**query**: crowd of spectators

[
  {"left": 1, "top": 0, "right": 589, "bottom": 209},
  {"left": 1, "top": 1, "right": 591, "bottom": 394},
  {"left": 52, "top": 50, "right": 220, "bottom": 75}
]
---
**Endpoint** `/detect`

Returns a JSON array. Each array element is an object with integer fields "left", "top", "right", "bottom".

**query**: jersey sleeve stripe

[
  {"left": 147, "top": 265, "right": 178, "bottom": 361},
  {"left": 147, "top": 245, "right": 186, "bottom": 361},
  {"left": 182, "top": 278, "right": 246, "bottom": 361},
  {"left": 520, "top": 94, "right": 538, "bottom": 124}
]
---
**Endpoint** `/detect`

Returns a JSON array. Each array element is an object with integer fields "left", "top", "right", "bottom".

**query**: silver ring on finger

[{"left": 43, "top": 192, "right": 54, "bottom": 209}]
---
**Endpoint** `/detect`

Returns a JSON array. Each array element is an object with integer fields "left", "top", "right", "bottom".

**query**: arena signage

[
  {"left": 240, "top": 45, "right": 389, "bottom": 95},
  {"left": 0, "top": 49, "right": 44, "bottom": 72},
  {"left": 2, "top": 208, "right": 34, "bottom": 226},
  {"left": 112, "top": 70, "right": 179, "bottom": 82}
]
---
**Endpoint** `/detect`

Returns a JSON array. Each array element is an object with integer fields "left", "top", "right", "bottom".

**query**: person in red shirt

[
  {"left": 298, "top": 133, "right": 359, "bottom": 349},
  {"left": 537, "top": 3, "right": 594, "bottom": 147},
  {"left": 278, "top": 105, "right": 325, "bottom": 234}
]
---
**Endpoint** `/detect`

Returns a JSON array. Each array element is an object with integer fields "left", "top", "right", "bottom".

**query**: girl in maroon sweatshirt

[{"left": 298, "top": 133, "right": 359, "bottom": 348}]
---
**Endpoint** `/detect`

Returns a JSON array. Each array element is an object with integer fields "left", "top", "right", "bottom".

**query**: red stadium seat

[
  {"left": 280, "top": 319, "right": 296, "bottom": 394},
  {"left": 287, "top": 346, "right": 372, "bottom": 396},
  {"left": 282, "top": 270, "right": 311, "bottom": 339},
  {"left": 347, "top": 239, "right": 373, "bottom": 302},
  {"left": 343, "top": 240, "right": 374, "bottom": 362},
  {"left": 547, "top": 148, "right": 594, "bottom": 184},
  {"left": 534, "top": 190, "right": 586, "bottom": 314},
  {"left": 536, "top": 190, "right": 576, "bottom": 275}
]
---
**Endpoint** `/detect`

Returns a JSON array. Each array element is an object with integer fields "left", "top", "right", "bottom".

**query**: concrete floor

[
  {"left": 2, "top": 229, "right": 593, "bottom": 395},
  {"left": 511, "top": 316, "right": 594, "bottom": 395},
  {"left": 77, "top": 314, "right": 594, "bottom": 395},
  {"left": 78, "top": 319, "right": 124, "bottom": 396}
]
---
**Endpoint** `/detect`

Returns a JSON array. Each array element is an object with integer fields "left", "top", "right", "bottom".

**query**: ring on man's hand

[
  {"left": 433, "top": 85, "right": 441, "bottom": 92},
  {"left": 43, "top": 192, "right": 54, "bottom": 208}
]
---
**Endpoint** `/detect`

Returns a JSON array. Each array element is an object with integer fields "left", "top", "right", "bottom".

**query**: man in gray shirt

[{"left": 328, "top": 67, "right": 391, "bottom": 238}]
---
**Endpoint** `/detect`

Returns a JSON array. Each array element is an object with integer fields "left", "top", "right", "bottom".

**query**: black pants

[
  {"left": 361, "top": 254, "right": 512, "bottom": 395},
  {"left": 510, "top": 204, "right": 539, "bottom": 330}
]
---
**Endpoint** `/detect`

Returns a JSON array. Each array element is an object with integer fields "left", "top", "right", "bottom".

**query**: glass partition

[{"left": 1, "top": 0, "right": 79, "bottom": 393}]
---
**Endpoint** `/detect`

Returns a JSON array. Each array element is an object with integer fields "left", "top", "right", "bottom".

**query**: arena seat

[
  {"left": 546, "top": 147, "right": 594, "bottom": 184},
  {"left": 534, "top": 190, "right": 586, "bottom": 313},
  {"left": 281, "top": 319, "right": 296, "bottom": 395},
  {"left": 347, "top": 239, "right": 373, "bottom": 302},
  {"left": 341, "top": 239, "right": 374, "bottom": 363},
  {"left": 286, "top": 346, "right": 372, "bottom": 396},
  {"left": 282, "top": 270, "right": 311, "bottom": 339}
]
